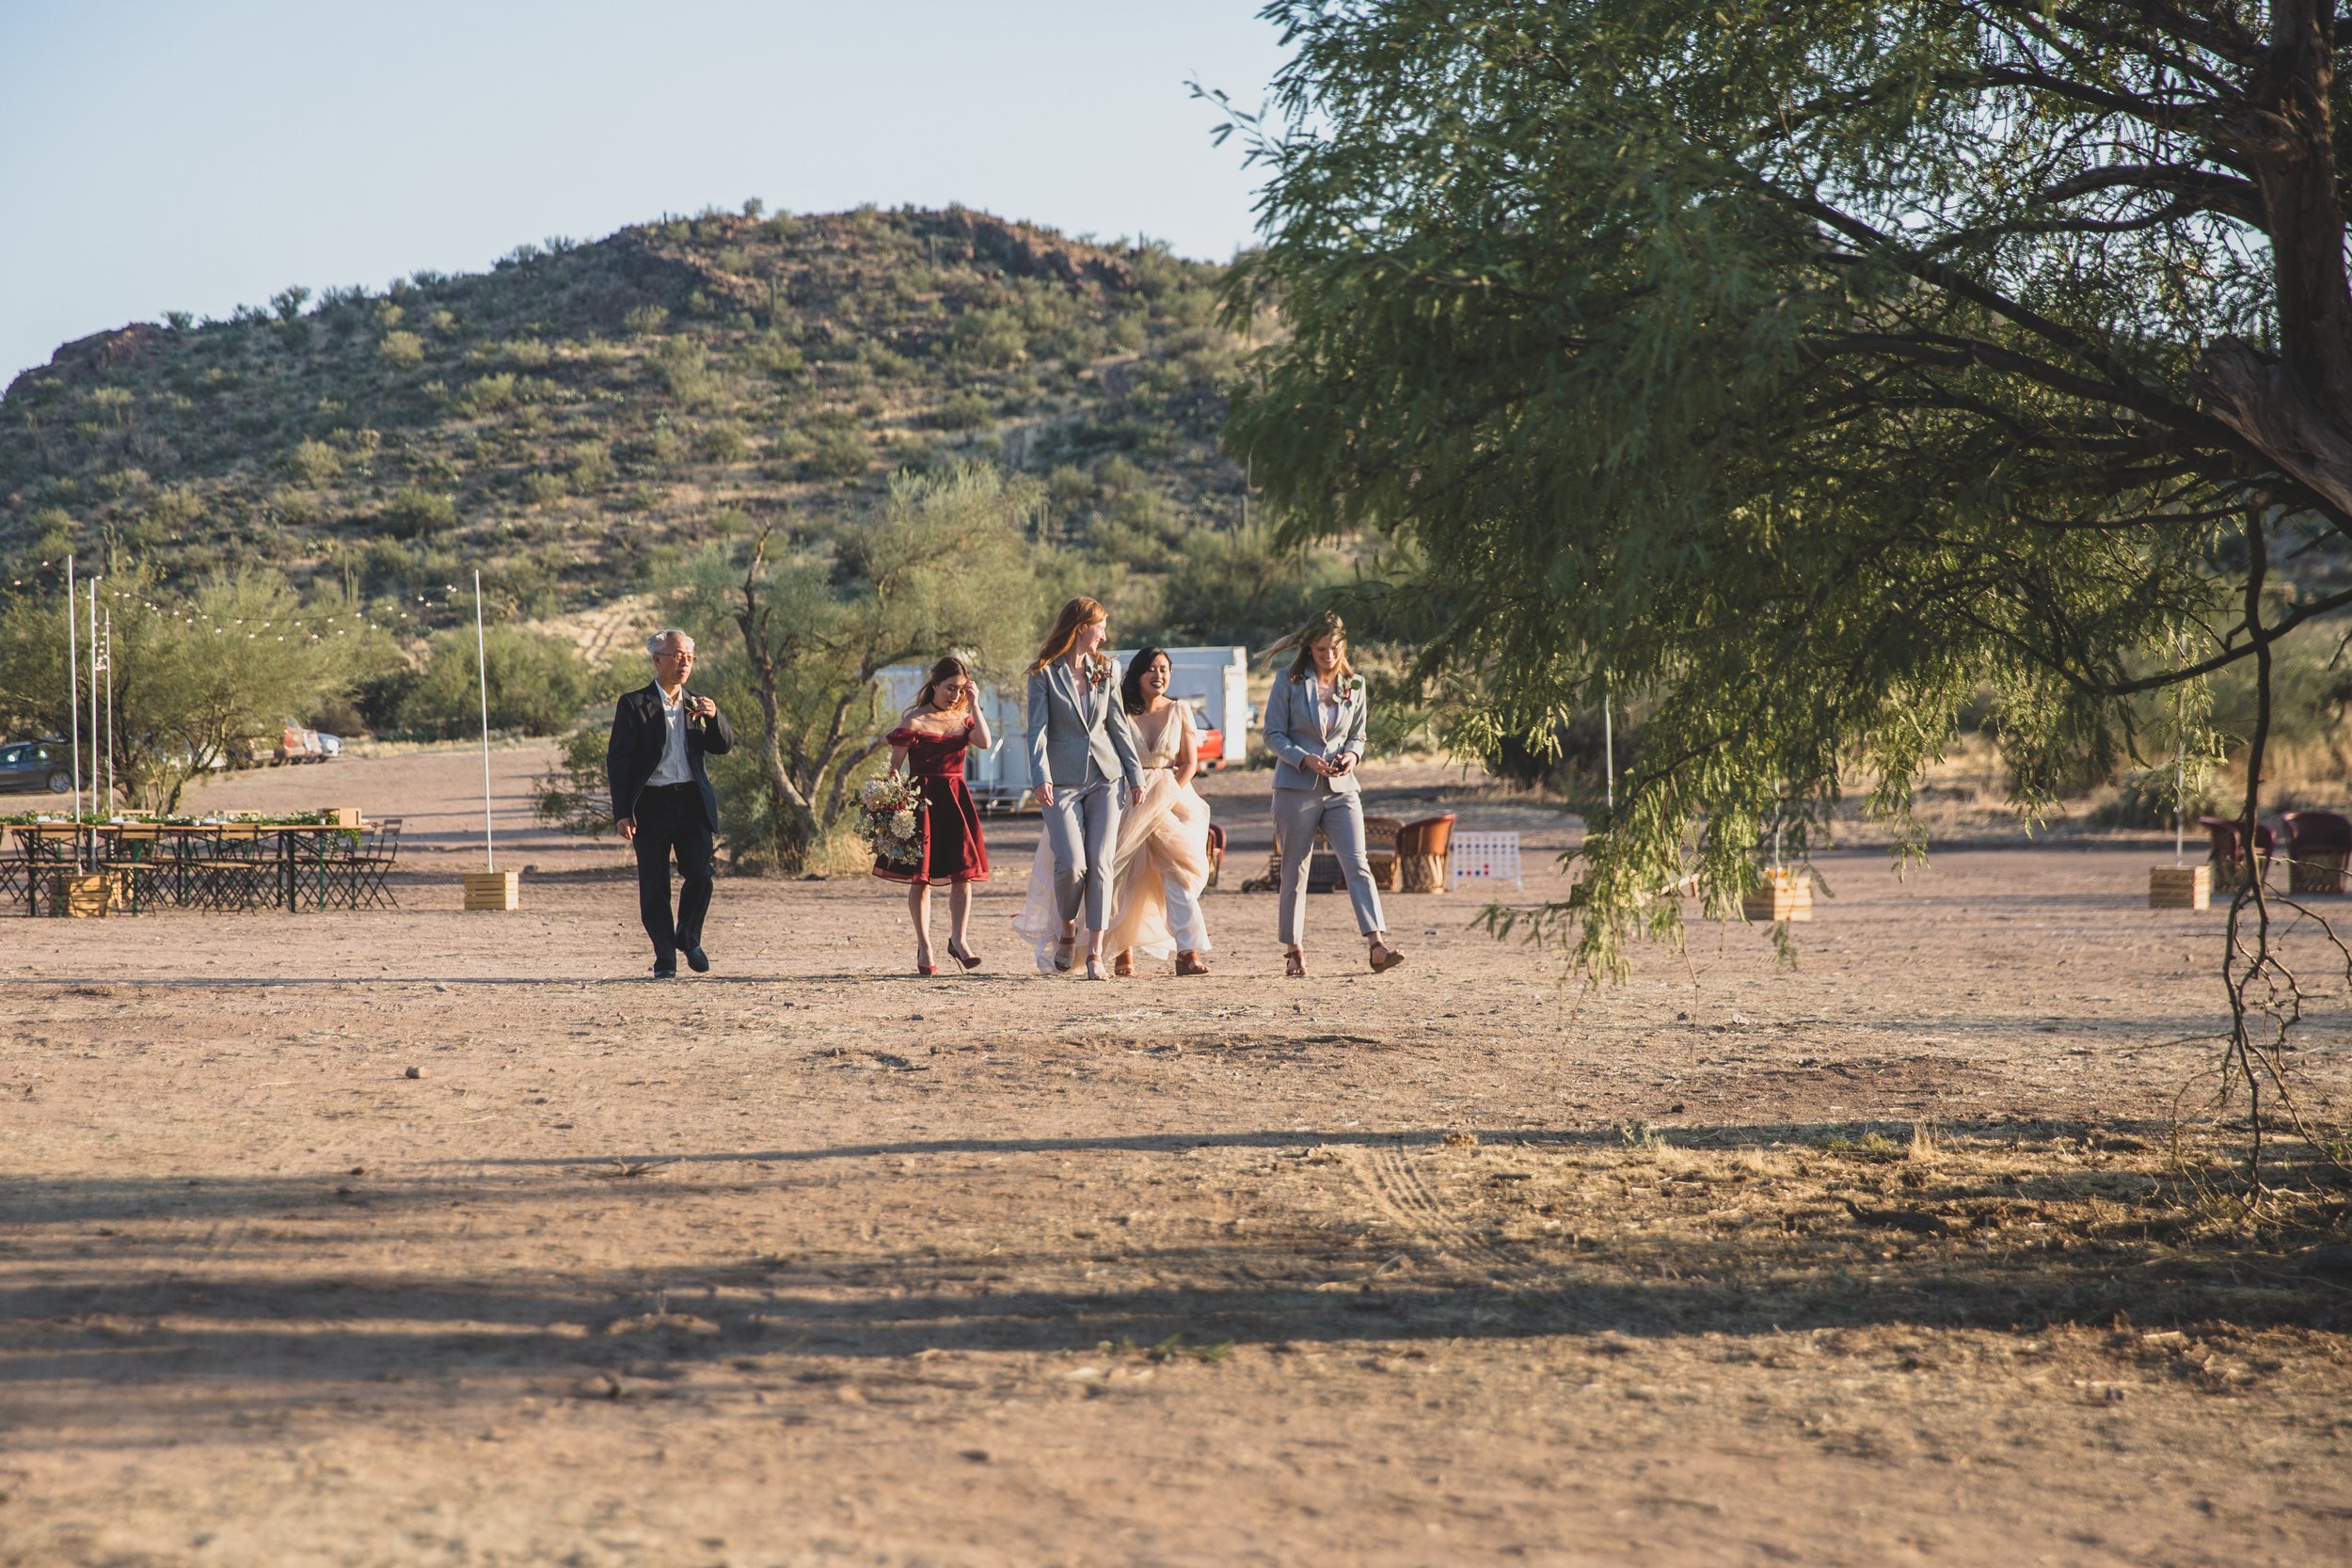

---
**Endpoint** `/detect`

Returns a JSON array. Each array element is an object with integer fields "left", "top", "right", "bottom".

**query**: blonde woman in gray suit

[
  {"left": 1011, "top": 596, "right": 1146, "bottom": 979},
  {"left": 1263, "top": 610, "right": 1404, "bottom": 977}
]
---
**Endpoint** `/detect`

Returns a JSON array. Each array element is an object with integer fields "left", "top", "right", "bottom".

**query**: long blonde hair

[
  {"left": 1268, "top": 610, "right": 1356, "bottom": 686},
  {"left": 1028, "top": 596, "right": 1109, "bottom": 675},
  {"left": 902, "top": 654, "right": 974, "bottom": 725}
]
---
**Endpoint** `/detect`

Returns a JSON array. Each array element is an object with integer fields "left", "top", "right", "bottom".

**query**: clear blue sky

[{"left": 0, "top": 1, "right": 1290, "bottom": 385}]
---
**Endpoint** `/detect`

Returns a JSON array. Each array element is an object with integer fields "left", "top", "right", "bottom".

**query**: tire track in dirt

[{"left": 1346, "top": 1141, "right": 1543, "bottom": 1282}]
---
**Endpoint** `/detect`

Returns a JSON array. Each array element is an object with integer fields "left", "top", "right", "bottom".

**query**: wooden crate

[
  {"left": 1742, "top": 870, "right": 1812, "bottom": 923},
  {"left": 2149, "top": 863, "right": 2211, "bottom": 910},
  {"left": 322, "top": 807, "right": 362, "bottom": 828},
  {"left": 462, "top": 870, "right": 519, "bottom": 911},
  {"left": 52, "top": 872, "right": 114, "bottom": 919}
]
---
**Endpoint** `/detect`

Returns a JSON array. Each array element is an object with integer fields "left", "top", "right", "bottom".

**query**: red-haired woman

[{"left": 876, "top": 654, "right": 992, "bottom": 975}]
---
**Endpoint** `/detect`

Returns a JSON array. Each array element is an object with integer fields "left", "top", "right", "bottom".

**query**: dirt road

[{"left": 3, "top": 747, "right": 2345, "bottom": 1566}]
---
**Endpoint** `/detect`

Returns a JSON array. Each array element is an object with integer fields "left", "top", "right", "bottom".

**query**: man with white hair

[{"left": 607, "top": 628, "right": 735, "bottom": 978}]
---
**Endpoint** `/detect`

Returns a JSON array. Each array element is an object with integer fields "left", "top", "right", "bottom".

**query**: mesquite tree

[{"left": 1216, "top": 2, "right": 2352, "bottom": 1178}]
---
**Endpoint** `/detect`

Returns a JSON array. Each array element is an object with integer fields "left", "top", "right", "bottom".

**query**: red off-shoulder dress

[{"left": 871, "top": 721, "right": 991, "bottom": 885}]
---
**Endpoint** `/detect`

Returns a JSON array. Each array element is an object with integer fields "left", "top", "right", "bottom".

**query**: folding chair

[{"left": 347, "top": 817, "right": 403, "bottom": 910}]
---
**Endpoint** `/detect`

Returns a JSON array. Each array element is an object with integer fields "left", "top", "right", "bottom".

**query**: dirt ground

[{"left": 4, "top": 745, "right": 2349, "bottom": 1567}]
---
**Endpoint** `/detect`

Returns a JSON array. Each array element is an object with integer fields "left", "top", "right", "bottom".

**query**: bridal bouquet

[{"left": 857, "top": 773, "right": 925, "bottom": 870}]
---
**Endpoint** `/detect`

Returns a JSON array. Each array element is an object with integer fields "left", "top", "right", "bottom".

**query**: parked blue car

[{"left": 0, "top": 738, "right": 73, "bottom": 795}]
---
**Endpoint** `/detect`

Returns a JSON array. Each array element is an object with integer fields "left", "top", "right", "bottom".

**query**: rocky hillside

[{"left": 0, "top": 204, "right": 1261, "bottom": 631}]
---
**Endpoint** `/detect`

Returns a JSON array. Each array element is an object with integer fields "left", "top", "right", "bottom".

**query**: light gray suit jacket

[
  {"left": 1025, "top": 659, "right": 1144, "bottom": 792},
  {"left": 1263, "top": 671, "right": 1369, "bottom": 794}
]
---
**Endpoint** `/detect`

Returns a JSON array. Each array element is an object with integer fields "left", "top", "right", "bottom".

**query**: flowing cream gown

[
  {"left": 1012, "top": 703, "right": 1214, "bottom": 971},
  {"left": 1102, "top": 705, "right": 1214, "bottom": 959}
]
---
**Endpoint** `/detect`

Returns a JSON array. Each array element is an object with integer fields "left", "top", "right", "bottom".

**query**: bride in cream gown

[
  {"left": 1014, "top": 645, "right": 1214, "bottom": 974},
  {"left": 1104, "top": 647, "right": 1214, "bottom": 975}
]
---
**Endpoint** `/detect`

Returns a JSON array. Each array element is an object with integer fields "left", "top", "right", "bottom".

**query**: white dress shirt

[{"left": 645, "top": 687, "right": 692, "bottom": 786}]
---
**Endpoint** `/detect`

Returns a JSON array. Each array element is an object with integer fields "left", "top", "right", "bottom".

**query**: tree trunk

[
  {"left": 2202, "top": 4, "right": 2352, "bottom": 525},
  {"left": 736, "top": 530, "right": 820, "bottom": 873}
]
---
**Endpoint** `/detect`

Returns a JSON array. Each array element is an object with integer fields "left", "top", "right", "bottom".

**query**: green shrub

[
  {"left": 805, "top": 427, "right": 869, "bottom": 480},
  {"left": 567, "top": 440, "right": 613, "bottom": 488},
  {"left": 623, "top": 304, "right": 669, "bottom": 338},
  {"left": 950, "top": 308, "right": 1027, "bottom": 367},
  {"left": 750, "top": 333, "right": 804, "bottom": 377},
  {"left": 384, "top": 487, "right": 457, "bottom": 539},
  {"left": 378, "top": 330, "right": 425, "bottom": 367},
  {"left": 396, "top": 626, "right": 593, "bottom": 738},
  {"left": 654, "top": 339, "right": 717, "bottom": 406},
  {"left": 520, "top": 470, "right": 568, "bottom": 506},
  {"left": 697, "top": 422, "right": 751, "bottom": 463},
  {"left": 456, "top": 373, "right": 517, "bottom": 415},
  {"left": 934, "top": 389, "right": 990, "bottom": 430}
]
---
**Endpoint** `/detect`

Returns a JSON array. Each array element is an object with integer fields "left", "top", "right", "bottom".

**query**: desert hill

[{"left": 0, "top": 203, "right": 1262, "bottom": 634}]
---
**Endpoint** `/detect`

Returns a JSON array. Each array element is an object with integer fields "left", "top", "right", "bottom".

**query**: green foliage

[
  {"left": 804, "top": 427, "right": 869, "bottom": 480},
  {"left": 384, "top": 488, "right": 456, "bottom": 539},
  {"left": 0, "top": 564, "right": 373, "bottom": 812},
  {"left": 648, "top": 464, "right": 1054, "bottom": 871},
  {"left": 1222, "top": 1, "right": 2352, "bottom": 974},
  {"left": 1146, "top": 525, "right": 1350, "bottom": 651},
  {"left": 285, "top": 439, "right": 341, "bottom": 484},
  {"left": 0, "top": 206, "right": 1287, "bottom": 649},
  {"left": 395, "top": 625, "right": 593, "bottom": 739}
]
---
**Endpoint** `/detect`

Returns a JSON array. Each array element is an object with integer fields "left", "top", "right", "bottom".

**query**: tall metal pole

[
  {"left": 475, "top": 570, "right": 494, "bottom": 871},
  {"left": 1602, "top": 681, "right": 1615, "bottom": 812},
  {"left": 87, "top": 579, "right": 101, "bottom": 818},
  {"left": 103, "top": 609, "right": 115, "bottom": 809},
  {"left": 65, "top": 556, "right": 81, "bottom": 871}
]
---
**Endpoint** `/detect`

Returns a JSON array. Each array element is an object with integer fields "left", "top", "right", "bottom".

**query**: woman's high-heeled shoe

[
  {"left": 916, "top": 958, "right": 937, "bottom": 976},
  {"left": 946, "top": 940, "right": 981, "bottom": 971}
]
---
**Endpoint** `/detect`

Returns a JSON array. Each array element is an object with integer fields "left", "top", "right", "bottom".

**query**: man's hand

[
  {"left": 616, "top": 816, "right": 635, "bottom": 843},
  {"left": 1035, "top": 781, "right": 1055, "bottom": 808}
]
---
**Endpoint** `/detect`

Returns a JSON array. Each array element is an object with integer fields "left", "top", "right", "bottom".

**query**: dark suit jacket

[{"left": 606, "top": 683, "right": 735, "bottom": 831}]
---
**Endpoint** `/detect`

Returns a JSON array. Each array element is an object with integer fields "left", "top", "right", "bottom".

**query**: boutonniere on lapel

[
  {"left": 1083, "top": 660, "right": 1111, "bottom": 695},
  {"left": 1343, "top": 675, "right": 1366, "bottom": 702}
]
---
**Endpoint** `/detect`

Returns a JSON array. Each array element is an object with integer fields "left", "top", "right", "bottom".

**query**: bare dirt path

[{"left": 4, "top": 748, "right": 2346, "bottom": 1566}]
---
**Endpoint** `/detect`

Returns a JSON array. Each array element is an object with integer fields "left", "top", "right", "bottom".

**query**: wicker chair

[
  {"left": 2280, "top": 811, "right": 2352, "bottom": 895},
  {"left": 1362, "top": 815, "right": 1404, "bottom": 892},
  {"left": 2198, "top": 816, "right": 2274, "bottom": 892},
  {"left": 1394, "top": 813, "right": 1457, "bottom": 894}
]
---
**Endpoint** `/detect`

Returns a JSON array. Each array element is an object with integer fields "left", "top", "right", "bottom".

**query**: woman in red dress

[{"left": 875, "top": 655, "right": 993, "bottom": 974}]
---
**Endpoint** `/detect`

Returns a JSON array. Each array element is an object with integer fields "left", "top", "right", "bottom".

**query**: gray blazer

[
  {"left": 1263, "top": 670, "right": 1369, "bottom": 794},
  {"left": 1025, "top": 658, "right": 1144, "bottom": 792}
]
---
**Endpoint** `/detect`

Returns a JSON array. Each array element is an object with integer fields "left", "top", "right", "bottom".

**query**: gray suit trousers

[
  {"left": 1273, "top": 784, "right": 1386, "bottom": 945},
  {"left": 1043, "top": 778, "right": 1122, "bottom": 930}
]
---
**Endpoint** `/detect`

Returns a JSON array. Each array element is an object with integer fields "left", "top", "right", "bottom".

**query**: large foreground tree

[{"left": 1220, "top": 2, "right": 2352, "bottom": 1170}]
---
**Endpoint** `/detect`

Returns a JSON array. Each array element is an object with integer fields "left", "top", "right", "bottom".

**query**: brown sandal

[
  {"left": 1113, "top": 949, "right": 1135, "bottom": 977},
  {"left": 1284, "top": 948, "right": 1307, "bottom": 979},
  {"left": 1369, "top": 941, "right": 1405, "bottom": 974},
  {"left": 1176, "top": 951, "right": 1210, "bottom": 977}
]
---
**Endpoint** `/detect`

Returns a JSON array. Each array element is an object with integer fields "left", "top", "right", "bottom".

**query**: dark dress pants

[{"left": 634, "top": 782, "right": 714, "bottom": 960}]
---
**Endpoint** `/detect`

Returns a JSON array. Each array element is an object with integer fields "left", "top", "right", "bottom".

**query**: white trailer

[{"left": 876, "top": 645, "right": 1252, "bottom": 809}]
